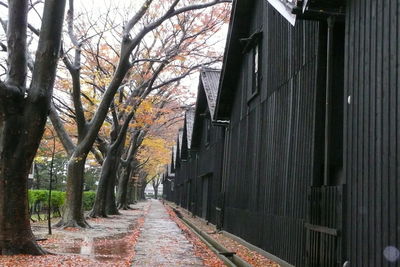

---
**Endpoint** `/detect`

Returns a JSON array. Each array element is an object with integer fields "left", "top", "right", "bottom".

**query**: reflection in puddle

[
  {"left": 60, "top": 233, "right": 130, "bottom": 262},
  {"left": 80, "top": 236, "right": 93, "bottom": 255}
]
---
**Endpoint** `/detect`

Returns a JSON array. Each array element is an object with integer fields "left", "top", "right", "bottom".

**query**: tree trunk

[
  {"left": 88, "top": 155, "right": 111, "bottom": 218},
  {"left": 55, "top": 153, "right": 90, "bottom": 228},
  {"left": 34, "top": 163, "right": 40, "bottom": 189},
  {"left": 0, "top": 0, "right": 66, "bottom": 254},
  {"left": 90, "top": 138, "right": 122, "bottom": 217},
  {"left": 140, "top": 185, "right": 146, "bottom": 200},
  {"left": 127, "top": 180, "right": 133, "bottom": 204},
  {"left": 0, "top": 116, "right": 46, "bottom": 255},
  {"left": 128, "top": 180, "right": 138, "bottom": 204},
  {"left": 90, "top": 139, "right": 122, "bottom": 217},
  {"left": 153, "top": 187, "right": 158, "bottom": 199},
  {"left": 105, "top": 173, "right": 119, "bottom": 215},
  {"left": 117, "top": 163, "right": 132, "bottom": 209}
]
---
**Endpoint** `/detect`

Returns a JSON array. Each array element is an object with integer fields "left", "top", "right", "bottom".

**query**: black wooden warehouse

[
  {"left": 189, "top": 69, "right": 225, "bottom": 225},
  {"left": 164, "top": 0, "right": 400, "bottom": 266},
  {"left": 164, "top": 68, "right": 225, "bottom": 225}
]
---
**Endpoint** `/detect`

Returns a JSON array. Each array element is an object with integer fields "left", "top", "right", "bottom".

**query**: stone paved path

[{"left": 131, "top": 199, "right": 204, "bottom": 267}]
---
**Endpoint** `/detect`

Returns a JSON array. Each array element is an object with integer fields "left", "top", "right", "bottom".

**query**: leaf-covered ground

[
  {"left": 164, "top": 204, "right": 226, "bottom": 267},
  {"left": 0, "top": 202, "right": 149, "bottom": 267},
  {"left": 168, "top": 203, "right": 280, "bottom": 267}
]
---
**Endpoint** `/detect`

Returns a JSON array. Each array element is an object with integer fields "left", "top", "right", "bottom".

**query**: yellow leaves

[
  {"left": 99, "top": 121, "right": 112, "bottom": 137},
  {"left": 34, "top": 156, "right": 47, "bottom": 164},
  {"left": 130, "top": 99, "right": 156, "bottom": 128},
  {"left": 141, "top": 137, "right": 167, "bottom": 152},
  {"left": 137, "top": 136, "right": 171, "bottom": 180},
  {"left": 138, "top": 100, "right": 153, "bottom": 113}
]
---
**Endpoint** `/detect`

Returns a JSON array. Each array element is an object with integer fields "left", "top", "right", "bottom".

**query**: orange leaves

[
  {"left": 174, "top": 55, "right": 187, "bottom": 62},
  {"left": 57, "top": 78, "right": 72, "bottom": 92},
  {"left": 36, "top": 125, "right": 67, "bottom": 162}
]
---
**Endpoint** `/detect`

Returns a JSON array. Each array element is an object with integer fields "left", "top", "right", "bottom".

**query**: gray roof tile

[
  {"left": 186, "top": 108, "right": 195, "bottom": 149},
  {"left": 200, "top": 69, "right": 221, "bottom": 119}
]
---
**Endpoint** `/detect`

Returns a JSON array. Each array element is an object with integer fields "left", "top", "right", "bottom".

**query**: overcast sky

[{"left": 0, "top": 0, "right": 229, "bottom": 103}]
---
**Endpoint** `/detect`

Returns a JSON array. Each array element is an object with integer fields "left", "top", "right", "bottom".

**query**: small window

[
  {"left": 205, "top": 118, "right": 211, "bottom": 145},
  {"left": 247, "top": 38, "right": 262, "bottom": 100},
  {"left": 252, "top": 43, "right": 260, "bottom": 95}
]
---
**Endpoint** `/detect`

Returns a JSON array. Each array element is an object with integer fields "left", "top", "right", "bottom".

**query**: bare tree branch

[{"left": 49, "top": 105, "right": 76, "bottom": 156}]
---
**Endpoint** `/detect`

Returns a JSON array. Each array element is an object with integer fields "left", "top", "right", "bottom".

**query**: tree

[
  {"left": 89, "top": 0, "right": 230, "bottom": 217},
  {"left": 35, "top": 126, "right": 69, "bottom": 191},
  {"left": 50, "top": 0, "right": 230, "bottom": 227},
  {"left": 152, "top": 175, "right": 162, "bottom": 199},
  {"left": 0, "top": 0, "right": 66, "bottom": 255},
  {"left": 116, "top": 97, "right": 185, "bottom": 209}
]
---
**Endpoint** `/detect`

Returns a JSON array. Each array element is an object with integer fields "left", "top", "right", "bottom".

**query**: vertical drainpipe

[{"left": 324, "top": 17, "right": 335, "bottom": 186}]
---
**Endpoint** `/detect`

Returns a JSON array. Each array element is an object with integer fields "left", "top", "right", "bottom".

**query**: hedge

[
  {"left": 28, "top": 190, "right": 96, "bottom": 213},
  {"left": 82, "top": 191, "right": 96, "bottom": 211}
]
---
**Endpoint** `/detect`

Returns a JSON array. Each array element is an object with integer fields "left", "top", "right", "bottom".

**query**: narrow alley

[{"left": 131, "top": 200, "right": 204, "bottom": 267}]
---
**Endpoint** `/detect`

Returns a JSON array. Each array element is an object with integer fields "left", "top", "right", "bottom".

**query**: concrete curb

[
  {"left": 221, "top": 231, "right": 295, "bottom": 267},
  {"left": 178, "top": 218, "right": 237, "bottom": 267},
  {"left": 168, "top": 204, "right": 252, "bottom": 267}
]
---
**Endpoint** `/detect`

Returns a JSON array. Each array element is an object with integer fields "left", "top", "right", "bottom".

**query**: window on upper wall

[
  {"left": 252, "top": 43, "right": 260, "bottom": 95},
  {"left": 242, "top": 31, "right": 262, "bottom": 101},
  {"left": 205, "top": 117, "right": 211, "bottom": 146}
]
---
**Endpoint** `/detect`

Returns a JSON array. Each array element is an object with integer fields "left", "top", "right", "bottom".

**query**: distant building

[{"left": 28, "top": 163, "right": 35, "bottom": 189}]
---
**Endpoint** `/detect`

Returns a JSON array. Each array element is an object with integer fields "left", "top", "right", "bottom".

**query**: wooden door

[
  {"left": 201, "top": 176, "right": 209, "bottom": 219},
  {"left": 305, "top": 185, "right": 345, "bottom": 267}
]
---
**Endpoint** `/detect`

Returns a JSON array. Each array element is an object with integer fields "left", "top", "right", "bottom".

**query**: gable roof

[
  {"left": 215, "top": 0, "right": 255, "bottom": 121},
  {"left": 190, "top": 69, "right": 222, "bottom": 149},
  {"left": 185, "top": 108, "right": 196, "bottom": 149},
  {"left": 177, "top": 128, "right": 183, "bottom": 158},
  {"left": 172, "top": 145, "right": 177, "bottom": 169},
  {"left": 200, "top": 68, "right": 221, "bottom": 119}
]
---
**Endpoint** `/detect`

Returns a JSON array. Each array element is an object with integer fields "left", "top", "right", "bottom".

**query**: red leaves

[
  {"left": 0, "top": 255, "right": 96, "bottom": 267},
  {"left": 0, "top": 208, "right": 148, "bottom": 267},
  {"left": 169, "top": 205, "right": 280, "bottom": 267},
  {"left": 64, "top": 227, "right": 80, "bottom": 232}
]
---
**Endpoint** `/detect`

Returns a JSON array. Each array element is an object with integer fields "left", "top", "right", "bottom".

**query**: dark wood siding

[
  {"left": 195, "top": 117, "right": 225, "bottom": 224},
  {"left": 222, "top": 1, "right": 321, "bottom": 266},
  {"left": 344, "top": 1, "right": 400, "bottom": 266},
  {"left": 170, "top": 110, "right": 225, "bottom": 226},
  {"left": 164, "top": 1, "right": 400, "bottom": 266}
]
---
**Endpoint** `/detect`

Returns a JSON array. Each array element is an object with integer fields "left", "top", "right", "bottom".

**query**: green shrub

[
  {"left": 28, "top": 189, "right": 96, "bottom": 213},
  {"left": 50, "top": 191, "right": 65, "bottom": 208},
  {"left": 83, "top": 191, "right": 96, "bottom": 211},
  {"left": 28, "top": 190, "right": 48, "bottom": 206},
  {"left": 28, "top": 189, "right": 66, "bottom": 210}
]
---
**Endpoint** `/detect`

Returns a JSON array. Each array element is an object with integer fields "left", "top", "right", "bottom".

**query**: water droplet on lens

[{"left": 383, "top": 246, "right": 400, "bottom": 262}]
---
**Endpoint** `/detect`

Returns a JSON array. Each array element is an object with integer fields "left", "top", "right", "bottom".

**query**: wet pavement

[
  {"left": 131, "top": 199, "right": 205, "bottom": 267},
  {"left": 32, "top": 202, "right": 149, "bottom": 264},
  {"left": 61, "top": 233, "right": 131, "bottom": 261}
]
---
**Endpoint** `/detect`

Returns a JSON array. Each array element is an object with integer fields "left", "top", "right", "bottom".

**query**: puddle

[{"left": 59, "top": 233, "right": 130, "bottom": 262}]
